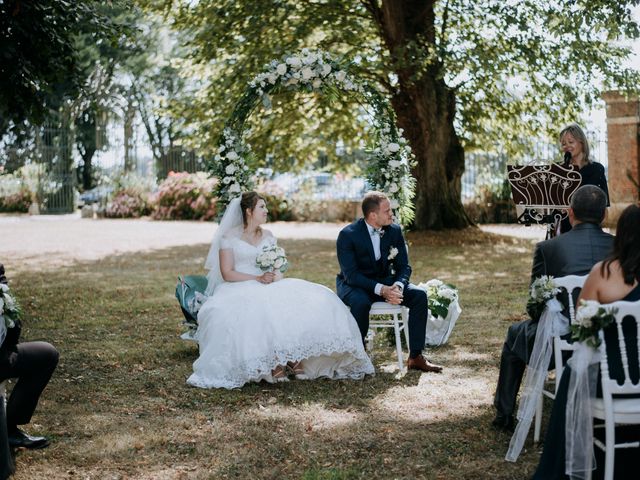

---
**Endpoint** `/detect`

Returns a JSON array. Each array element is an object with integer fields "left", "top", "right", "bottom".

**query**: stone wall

[{"left": 602, "top": 91, "right": 640, "bottom": 226}]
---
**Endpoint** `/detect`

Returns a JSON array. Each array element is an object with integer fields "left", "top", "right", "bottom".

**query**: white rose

[
  {"left": 387, "top": 142, "right": 400, "bottom": 153},
  {"left": 389, "top": 199, "right": 400, "bottom": 209},
  {"left": 439, "top": 288, "right": 457, "bottom": 301},
  {"left": 312, "top": 79, "right": 322, "bottom": 89},
  {"left": 322, "top": 63, "right": 331, "bottom": 76},
  {"left": 274, "top": 258, "right": 284, "bottom": 269},
  {"left": 0, "top": 284, "right": 8, "bottom": 293},
  {"left": 388, "top": 183, "right": 399, "bottom": 193},
  {"left": 268, "top": 251, "right": 277, "bottom": 261},
  {"left": 301, "top": 67, "right": 314, "bottom": 81},
  {"left": 229, "top": 183, "right": 241, "bottom": 193},
  {"left": 225, "top": 165, "right": 236, "bottom": 175},
  {"left": 4, "top": 294, "right": 15, "bottom": 310},
  {"left": 223, "top": 176, "right": 232, "bottom": 184},
  {"left": 425, "top": 279, "right": 443, "bottom": 288},
  {"left": 286, "top": 56, "right": 302, "bottom": 67},
  {"left": 388, "top": 160, "right": 400, "bottom": 169},
  {"left": 286, "top": 78, "right": 299, "bottom": 86},
  {"left": 218, "top": 145, "right": 226, "bottom": 152},
  {"left": 267, "top": 73, "right": 278, "bottom": 84},
  {"left": 335, "top": 71, "right": 346, "bottom": 82},
  {"left": 276, "top": 63, "right": 287, "bottom": 75},
  {"left": 226, "top": 151, "right": 239, "bottom": 161},
  {"left": 576, "top": 300, "right": 601, "bottom": 327}
]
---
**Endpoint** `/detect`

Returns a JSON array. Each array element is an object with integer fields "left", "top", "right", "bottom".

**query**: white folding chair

[
  {"left": 534, "top": 274, "right": 588, "bottom": 443},
  {"left": 591, "top": 299, "right": 640, "bottom": 480},
  {"left": 367, "top": 303, "right": 411, "bottom": 372}
]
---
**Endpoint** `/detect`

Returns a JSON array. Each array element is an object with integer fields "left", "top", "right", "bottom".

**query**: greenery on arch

[{"left": 207, "top": 49, "right": 416, "bottom": 225}]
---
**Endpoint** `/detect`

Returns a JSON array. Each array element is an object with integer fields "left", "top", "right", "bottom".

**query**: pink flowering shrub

[
  {"left": 151, "top": 172, "right": 217, "bottom": 221},
  {"left": 0, "top": 190, "right": 32, "bottom": 213},
  {"left": 256, "top": 180, "right": 293, "bottom": 221},
  {"left": 105, "top": 189, "right": 151, "bottom": 218}
]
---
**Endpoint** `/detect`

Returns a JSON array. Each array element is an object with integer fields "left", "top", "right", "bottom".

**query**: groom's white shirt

[{"left": 364, "top": 220, "right": 403, "bottom": 296}]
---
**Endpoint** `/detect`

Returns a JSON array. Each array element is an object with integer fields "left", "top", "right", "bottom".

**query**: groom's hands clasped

[{"left": 381, "top": 284, "right": 403, "bottom": 305}]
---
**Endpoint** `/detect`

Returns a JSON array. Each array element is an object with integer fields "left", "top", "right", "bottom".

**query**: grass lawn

[{"left": 8, "top": 227, "right": 545, "bottom": 479}]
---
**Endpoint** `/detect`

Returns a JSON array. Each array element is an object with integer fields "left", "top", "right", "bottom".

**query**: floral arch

[{"left": 208, "top": 49, "right": 416, "bottom": 224}]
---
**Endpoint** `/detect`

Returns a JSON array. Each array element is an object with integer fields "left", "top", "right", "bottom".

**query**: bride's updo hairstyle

[{"left": 240, "top": 191, "right": 266, "bottom": 227}]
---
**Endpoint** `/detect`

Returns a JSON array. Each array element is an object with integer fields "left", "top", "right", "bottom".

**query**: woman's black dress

[
  {"left": 532, "top": 284, "right": 640, "bottom": 479},
  {"left": 560, "top": 162, "right": 610, "bottom": 234}
]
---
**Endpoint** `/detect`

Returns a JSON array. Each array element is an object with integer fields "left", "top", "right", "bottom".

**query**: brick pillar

[{"left": 602, "top": 91, "right": 640, "bottom": 225}]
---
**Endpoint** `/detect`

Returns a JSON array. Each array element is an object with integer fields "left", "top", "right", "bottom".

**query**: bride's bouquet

[
  {"left": 0, "top": 283, "right": 21, "bottom": 329},
  {"left": 256, "top": 244, "right": 289, "bottom": 273},
  {"left": 527, "top": 275, "right": 560, "bottom": 321}
]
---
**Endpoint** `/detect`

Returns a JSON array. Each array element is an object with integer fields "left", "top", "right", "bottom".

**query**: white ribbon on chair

[
  {"left": 564, "top": 342, "right": 600, "bottom": 479},
  {"left": 506, "top": 298, "right": 570, "bottom": 461}
]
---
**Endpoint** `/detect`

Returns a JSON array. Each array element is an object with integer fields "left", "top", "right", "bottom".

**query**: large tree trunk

[{"left": 374, "top": 0, "right": 472, "bottom": 229}]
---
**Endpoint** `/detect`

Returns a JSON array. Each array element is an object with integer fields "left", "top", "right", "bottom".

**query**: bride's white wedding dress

[{"left": 188, "top": 232, "right": 374, "bottom": 389}]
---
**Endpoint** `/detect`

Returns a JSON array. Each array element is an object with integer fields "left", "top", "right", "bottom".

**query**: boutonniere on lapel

[{"left": 387, "top": 246, "right": 399, "bottom": 275}]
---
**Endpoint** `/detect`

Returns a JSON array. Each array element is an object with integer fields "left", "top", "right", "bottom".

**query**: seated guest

[
  {"left": 492, "top": 185, "right": 613, "bottom": 431},
  {"left": 0, "top": 264, "right": 58, "bottom": 449},
  {"left": 533, "top": 203, "right": 640, "bottom": 479}
]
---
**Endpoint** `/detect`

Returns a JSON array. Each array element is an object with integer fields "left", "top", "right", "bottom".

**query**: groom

[{"left": 336, "top": 191, "right": 443, "bottom": 373}]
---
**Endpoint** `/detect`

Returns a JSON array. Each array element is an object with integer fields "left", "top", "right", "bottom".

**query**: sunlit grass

[{"left": 9, "top": 228, "right": 543, "bottom": 479}]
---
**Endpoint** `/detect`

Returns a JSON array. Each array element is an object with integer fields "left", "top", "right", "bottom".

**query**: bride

[{"left": 188, "top": 191, "right": 374, "bottom": 389}]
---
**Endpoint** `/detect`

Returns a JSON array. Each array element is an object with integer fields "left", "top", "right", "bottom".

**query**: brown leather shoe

[{"left": 407, "top": 355, "right": 443, "bottom": 373}]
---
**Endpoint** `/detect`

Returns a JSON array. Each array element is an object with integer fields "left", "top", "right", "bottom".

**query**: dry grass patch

[{"left": 8, "top": 227, "right": 544, "bottom": 479}]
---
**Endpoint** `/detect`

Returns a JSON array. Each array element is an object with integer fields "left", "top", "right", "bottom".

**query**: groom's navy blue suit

[{"left": 336, "top": 218, "right": 428, "bottom": 352}]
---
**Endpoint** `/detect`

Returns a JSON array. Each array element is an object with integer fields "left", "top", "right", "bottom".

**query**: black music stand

[{"left": 507, "top": 164, "right": 582, "bottom": 239}]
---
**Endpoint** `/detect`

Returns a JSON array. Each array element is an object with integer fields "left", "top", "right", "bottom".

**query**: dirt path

[{"left": 0, "top": 212, "right": 546, "bottom": 272}]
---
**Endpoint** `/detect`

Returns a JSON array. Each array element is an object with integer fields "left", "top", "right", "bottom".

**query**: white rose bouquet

[
  {"left": 256, "top": 244, "right": 289, "bottom": 273},
  {"left": 417, "top": 279, "right": 459, "bottom": 319},
  {"left": 527, "top": 275, "right": 561, "bottom": 321},
  {"left": 0, "top": 283, "right": 21, "bottom": 329},
  {"left": 571, "top": 299, "right": 617, "bottom": 348}
]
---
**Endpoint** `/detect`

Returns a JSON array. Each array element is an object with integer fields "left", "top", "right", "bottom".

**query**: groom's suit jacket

[{"left": 336, "top": 218, "right": 411, "bottom": 298}]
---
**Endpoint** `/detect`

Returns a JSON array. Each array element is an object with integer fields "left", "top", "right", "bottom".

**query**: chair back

[
  {"left": 553, "top": 274, "right": 588, "bottom": 323},
  {"left": 597, "top": 300, "right": 640, "bottom": 397}
]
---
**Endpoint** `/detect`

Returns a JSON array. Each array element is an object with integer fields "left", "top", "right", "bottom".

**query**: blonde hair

[{"left": 559, "top": 123, "right": 591, "bottom": 164}]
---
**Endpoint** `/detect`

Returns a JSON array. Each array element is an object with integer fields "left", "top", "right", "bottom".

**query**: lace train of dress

[{"left": 188, "top": 235, "right": 374, "bottom": 389}]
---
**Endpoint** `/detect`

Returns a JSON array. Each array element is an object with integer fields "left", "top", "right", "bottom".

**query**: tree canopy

[
  {"left": 146, "top": 0, "right": 640, "bottom": 229},
  {"left": 0, "top": 0, "right": 130, "bottom": 136}
]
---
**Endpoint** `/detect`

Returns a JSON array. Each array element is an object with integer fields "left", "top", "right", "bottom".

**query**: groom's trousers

[
  {"left": 341, "top": 284, "right": 428, "bottom": 352},
  {"left": 0, "top": 341, "right": 59, "bottom": 429}
]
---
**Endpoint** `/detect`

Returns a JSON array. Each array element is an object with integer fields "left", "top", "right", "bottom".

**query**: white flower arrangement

[
  {"left": 527, "top": 275, "right": 561, "bottom": 321},
  {"left": 387, "top": 246, "right": 399, "bottom": 261},
  {"left": 529, "top": 275, "right": 560, "bottom": 303},
  {"left": 417, "top": 279, "right": 459, "bottom": 320},
  {"left": 256, "top": 244, "right": 289, "bottom": 273},
  {"left": 571, "top": 299, "right": 617, "bottom": 348},
  {"left": 0, "top": 283, "right": 21, "bottom": 329},
  {"left": 212, "top": 49, "right": 415, "bottom": 220}
]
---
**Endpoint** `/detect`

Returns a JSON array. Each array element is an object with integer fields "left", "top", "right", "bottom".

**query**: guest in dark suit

[
  {"left": 492, "top": 185, "right": 613, "bottom": 431},
  {"left": 336, "top": 191, "right": 442, "bottom": 373},
  {"left": 533, "top": 203, "right": 640, "bottom": 480},
  {"left": 0, "top": 264, "right": 58, "bottom": 450}
]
